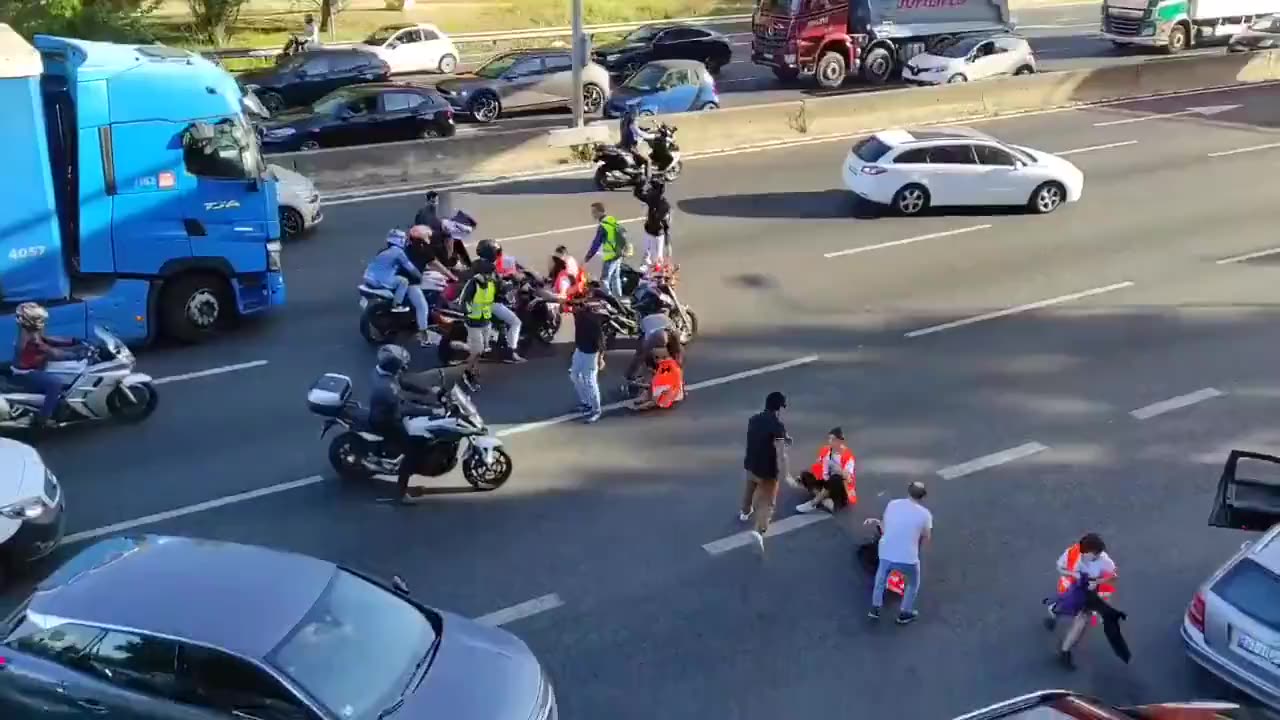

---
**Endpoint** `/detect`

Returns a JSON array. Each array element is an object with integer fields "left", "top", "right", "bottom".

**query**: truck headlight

[
  {"left": 0, "top": 497, "right": 50, "bottom": 521},
  {"left": 267, "top": 240, "right": 282, "bottom": 271}
]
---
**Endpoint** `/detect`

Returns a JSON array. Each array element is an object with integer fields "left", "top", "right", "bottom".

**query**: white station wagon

[{"left": 842, "top": 128, "right": 1085, "bottom": 216}]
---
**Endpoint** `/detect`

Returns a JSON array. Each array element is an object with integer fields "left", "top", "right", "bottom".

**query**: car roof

[
  {"left": 1246, "top": 528, "right": 1280, "bottom": 572},
  {"left": 308, "top": 47, "right": 377, "bottom": 56},
  {"left": 874, "top": 126, "right": 997, "bottom": 147},
  {"left": 501, "top": 47, "right": 572, "bottom": 57},
  {"left": 346, "top": 81, "right": 439, "bottom": 93},
  {"left": 27, "top": 535, "right": 336, "bottom": 659}
]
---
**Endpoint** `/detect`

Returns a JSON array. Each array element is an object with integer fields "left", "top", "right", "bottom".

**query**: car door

[
  {"left": 174, "top": 643, "right": 321, "bottom": 720},
  {"left": 654, "top": 28, "right": 702, "bottom": 62},
  {"left": 73, "top": 630, "right": 218, "bottom": 720},
  {"left": 386, "top": 28, "right": 423, "bottom": 73},
  {"left": 327, "top": 92, "right": 381, "bottom": 147},
  {"left": 965, "top": 40, "right": 1004, "bottom": 80},
  {"left": 0, "top": 621, "right": 107, "bottom": 717},
  {"left": 662, "top": 68, "right": 701, "bottom": 112},
  {"left": 418, "top": 26, "right": 450, "bottom": 72},
  {"left": 378, "top": 90, "right": 428, "bottom": 141},
  {"left": 537, "top": 53, "right": 575, "bottom": 104},
  {"left": 179, "top": 116, "right": 278, "bottom": 251},
  {"left": 291, "top": 53, "right": 336, "bottom": 105},
  {"left": 922, "top": 144, "right": 981, "bottom": 205},
  {"left": 993, "top": 37, "right": 1028, "bottom": 73},
  {"left": 972, "top": 143, "right": 1026, "bottom": 204},
  {"left": 499, "top": 56, "right": 549, "bottom": 109}
]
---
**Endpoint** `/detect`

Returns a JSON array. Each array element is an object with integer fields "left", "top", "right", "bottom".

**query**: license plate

[
  {"left": 359, "top": 298, "right": 368, "bottom": 309},
  {"left": 1236, "top": 633, "right": 1280, "bottom": 666}
]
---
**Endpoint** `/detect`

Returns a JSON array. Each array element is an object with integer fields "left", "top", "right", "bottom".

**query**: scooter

[
  {"left": 357, "top": 270, "right": 457, "bottom": 346},
  {"left": 0, "top": 327, "right": 158, "bottom": 432},
  {"left": 593, "top": 124, "right": 682, "bottom": 191},
  {"left": 307, "top": 369, "right": 513, "bottom": 491}
]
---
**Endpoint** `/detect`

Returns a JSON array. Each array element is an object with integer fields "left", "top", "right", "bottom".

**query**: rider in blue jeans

[
  {"left": 10, "top": 302, "right": 83, "bottom": 428},
  {"left": 865, "top": 481, "right": 933, "bottom": 625},
  {"left": 584, "top": 202, "right": 629, "bottom": 297}
]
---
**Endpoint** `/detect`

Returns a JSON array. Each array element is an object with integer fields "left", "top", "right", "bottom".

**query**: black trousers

[{"left": 798, "top": 471, "right": 850, "bottom": 509}]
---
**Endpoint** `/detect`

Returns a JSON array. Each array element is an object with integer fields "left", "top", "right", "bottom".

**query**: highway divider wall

[{"left": 273, "top": 50, "right": 1280, "bottom": 194}]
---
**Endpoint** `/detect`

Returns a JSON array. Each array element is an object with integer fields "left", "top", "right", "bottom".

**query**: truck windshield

[{"left": 758, "top": 0, "right": 801, "bottom": 14}]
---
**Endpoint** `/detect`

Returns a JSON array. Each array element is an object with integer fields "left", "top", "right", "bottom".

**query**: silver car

[
  {"left": 1183, "top": 449, "right": 1280, "bottom": 710},
  {"left": 435, "top": 49, "right": 611, "bottom": 123}
]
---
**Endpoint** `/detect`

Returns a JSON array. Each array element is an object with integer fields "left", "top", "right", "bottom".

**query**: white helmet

[
  {"left": 15, "top": 302, "right": 48, "bottom": 331},
  {"left": 385, "top": 228, "right": 408, "bottom": 249}
]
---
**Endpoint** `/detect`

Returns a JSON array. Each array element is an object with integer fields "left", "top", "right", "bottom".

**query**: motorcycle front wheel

[
  {"left": 462, "top": 445, "right": 513, "bottom": 491},
  {"left": 328, "top": 432, "right": 374, "bottom": 482},
  {"left": 662, "top": 159, "right": 683, "bottom": 182},
  {"left": 359, "top": 306, "right": 388, "bottom": 345},
  {"left": 593, "top": 166, "right": 611, "bottom": 191},
  {"left": 107, "top": 382, "right": 159, "bottom": 424},
  {"left": 673, "top": 308, "right": 699, "bottom": 344}
]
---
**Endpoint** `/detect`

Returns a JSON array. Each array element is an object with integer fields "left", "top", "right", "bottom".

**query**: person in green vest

[
  {"left": 457, "top": 259, "right": 501, "bottom": 390},
  {"left": 584, "top": 202, "right": 631, "bottom": 297}
]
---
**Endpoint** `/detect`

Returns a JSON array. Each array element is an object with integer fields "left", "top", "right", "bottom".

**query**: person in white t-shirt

[
  {"left": 1047, "top": 532, "right": 1118, "bottom": 669},
  {"left": 864, "top": 481, "right": 932, "bottom": 625}
]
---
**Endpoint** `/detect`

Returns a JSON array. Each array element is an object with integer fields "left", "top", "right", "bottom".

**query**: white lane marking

[
  {"left": 474, "top": 593, "right": 565, "bottom": 627},
  {"left": 937, "top": 442, "right": 1048, "bottom": 480},
  {"left": 152, "top": 360, "right": 270, "bottom": 386},
  {"left": 1091, "top": 104, "right": 1240, "bottom": 126},
  {"left": 702, "top": 513, "right": 831, "bottom": 555},
  {"left": 60, "top": 475, "right": 327, "bottom": 546},
  {"left": 904, "top": 281, "right": 1135, "bottom": 338},
  {"left": 823, "top": 224, "right": 991, "bottom": 258},
  {"left": 1216, "top": 247, "right": 1280, "bottom": 264},
  {"left": 1208, "top": 141, "right": 1280, "bottom": 158},
  {"left": 1130, "top": 388, "right": 1223, "bottom": 420},
  {"left": 496, "top": 355, "right": 821, "bottom": 437},
  {"left": 1056, "top": 140, "right": 1139, "bottom": 155}
]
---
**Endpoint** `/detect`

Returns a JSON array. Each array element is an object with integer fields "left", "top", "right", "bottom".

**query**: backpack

[{"left": 613, "top": 223, "right": 633, "bottom": 257}]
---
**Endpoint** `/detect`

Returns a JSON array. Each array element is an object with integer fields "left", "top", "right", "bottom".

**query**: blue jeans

[
  {"left": 569, "top": 349, "right": 600, "bottom": 413},
  {"left": 872, "top": 559, "right": 921, "bottom": 614},
  {"left": 601, "top": 258, "right": 624, "bottom": 298},
  {"left": 14, "top": 370, "right": 64, "bottom": 421}
]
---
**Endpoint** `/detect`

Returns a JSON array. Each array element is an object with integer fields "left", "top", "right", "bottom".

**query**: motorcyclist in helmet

[
  {"left": 284, "top": 13, "right": 320, "bottom": 54},
  {"left": 363, "top": 229, "right": 434, "bottom": 347},
  {"left": 619, "top": 106, "right": 654, "bottom": 180},
  {"left": 406, "top": 224, "right": 458, "bottom": 284},
  {"left": 10, "top": 302, "right": 84, "bottom": 428},
  {"left": 473, "top": 241, "right": 525, "bottom": 366},
  {"left": 368, "top": 345, "right": 444, "bottom": 504}
]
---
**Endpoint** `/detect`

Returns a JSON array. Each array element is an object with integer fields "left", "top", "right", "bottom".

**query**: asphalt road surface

[{"left": 11, "top": 81, "right": 1280, "bottom": 719}]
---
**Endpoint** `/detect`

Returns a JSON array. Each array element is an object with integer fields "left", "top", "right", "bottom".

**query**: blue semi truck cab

[{"left": 0, "top": 24, "right": 284, "bottom": 350}]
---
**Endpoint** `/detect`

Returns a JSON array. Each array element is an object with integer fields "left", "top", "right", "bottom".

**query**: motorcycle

[
  {"left": 307, "top": 369, "right": 513, "bottom": 491},
  {"left": 593, "top": 124, "right": 682, "bottom": 191},
  {"left": 436, "top": 270, "right": 561, "bottom": 366},
  {"left": 598, "top": 264, "right": 699, "bottom": 348},
  {"left": 0, "top": 327, "right": 158, "bottom": 432},
  {"left": 358, "top": 271, "right": 459, "bottom": 346}
]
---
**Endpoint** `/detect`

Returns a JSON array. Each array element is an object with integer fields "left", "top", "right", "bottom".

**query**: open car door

[{"left": 1208, "top": 450, "right": 1280, "bottom": 532}]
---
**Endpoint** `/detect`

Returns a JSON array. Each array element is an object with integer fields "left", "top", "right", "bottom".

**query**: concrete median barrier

[{"left": 289, "top": 49, "right": 1280, "bottom": 193}]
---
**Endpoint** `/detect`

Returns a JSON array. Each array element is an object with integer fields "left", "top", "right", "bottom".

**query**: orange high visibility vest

[
  {"left": 809, "top": 446, "right": 857, "bottom": 505},
  {"left": 1057, "top": 544, "right": 1116, "bottom": 597},
  {"left": 651, "top": 358, "right": 684, "bottom": 409}
]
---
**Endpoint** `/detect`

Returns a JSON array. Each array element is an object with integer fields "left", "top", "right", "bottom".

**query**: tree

[
  {"left": 185, "top": 0, "right": 248, "bottom": 46},
  {"left": 0, "top": 0, "right": 161, "bottom": 41}
]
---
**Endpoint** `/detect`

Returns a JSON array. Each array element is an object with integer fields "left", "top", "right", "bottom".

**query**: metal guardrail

[{"left": 204, "top": 13, "right": 753, "bottom": 61}]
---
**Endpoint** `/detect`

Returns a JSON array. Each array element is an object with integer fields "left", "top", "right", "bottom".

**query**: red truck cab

[{"left": 752, "top": 0, "right": 863, "bottom": 88}]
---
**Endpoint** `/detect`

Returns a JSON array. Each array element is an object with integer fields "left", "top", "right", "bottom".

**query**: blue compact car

[{"left": 603, "top": 59, "right": 719, "bottom": 118}]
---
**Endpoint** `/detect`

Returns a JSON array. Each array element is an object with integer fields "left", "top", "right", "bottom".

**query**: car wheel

[
  {"left": 706, "top": 58, "right": 724, "bottom": 75},
  {"left": 947, "top": 73, "right": 967, "bottom": 83},
  {"left": 1028, "top": 181, "right": 1066, "bottom": 214},
  {"left": 438, "top": 53, "right": 457, "bottom": 74},
  {"left": 259, "top": 91, "right": 286, "bottom": 114},
  {"left": 582, "top": 83, "right": 605, "bottom": 114},
  {"left": 1014, "top": 64, "right": 1035, "bottom": 75},
  {"left": 280, "top": 206, "right": 305, "bottom": 239},
  {"left": 698, "top": 101, "right": 718, "bottom": 111},
  {"left": 469, "top": 93, "right": 501, "bottom": 123},
  {"left": 299, "top": 138, "right": 321, "bottom": 151},
  {"left": 892, "top": 184, "right": 930, "bottom": 216}
]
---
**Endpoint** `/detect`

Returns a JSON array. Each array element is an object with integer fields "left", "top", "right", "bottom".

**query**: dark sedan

[
  {"left": 0, "top": 535, "right": 557, "bottom": 720},
  {"left": 239, "top": 48, "right": 391, "bottom": 113},
  {"left": 592, "top": 23, "right": 734, "bottom": 78},
  {"left": 259, "top": 83, "right": 455, "bottom": 153}
]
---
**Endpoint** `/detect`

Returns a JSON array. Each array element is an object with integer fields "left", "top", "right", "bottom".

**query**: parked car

[
  {"left": 1229, "top": 15, "right": 1280, "bottom": 51},
  {"left": 1184, "top": 449, "right": 1280, "bottom": 711},
  {"left": 259, "top": 83, "right": 455, "bottom": 153},
  {"left": 841, "top": 127, "right": 1084, "bottom": 216},
  {"left": 603, "top": 59, "right": 720, "bottom": 118},
  {"left": 269, "top": 164, "right": 322, "bottom": 239},
  {"left": 0, "top": 438, "right": 64, "bottom": 588},
  {"left": 954, "top": 689, "right": 1241, "bottom": 719},
  {"left": 0, "top": 535, "right": 558, "bottom": 720},
  {"left": 361, "top": 22, "right": 460, "bottom": 74},
  {"left": 435, "top": 49, "right": 611, "bottom": 123},
  {"left": 902, "top": 34, "right": 1036, "bottom": 85},
  {"left": 238, "top": 48, "right": 391, "bottom": 114},
  {"left": 592, "top": 23, "right": 734, "bottom": 78}
]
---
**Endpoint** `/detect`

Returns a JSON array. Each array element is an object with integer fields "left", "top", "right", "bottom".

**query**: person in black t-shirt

[
  {"left": 569, "top": 298, "right": 607, "bottom": 423},
  {"left": 633, "top": 180, "right": 672, "bottom": 269},
  {"left": 740, "top": 391, "right": 793, "bottom": 553}
]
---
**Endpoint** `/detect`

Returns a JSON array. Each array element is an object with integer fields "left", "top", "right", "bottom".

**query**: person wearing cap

[
  {"left": 740, "top": 391, "right": 793, "bottom": 553},
  {"left": 794, "top": 427, "right": 856, "bottom": 514},
  {"left": 865, "top": 481, "right": 932, "bottom": 625}
]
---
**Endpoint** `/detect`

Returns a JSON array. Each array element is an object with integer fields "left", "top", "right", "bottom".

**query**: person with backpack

[{"left": 584, "top": 202, "right": 631, "bottom": 298}]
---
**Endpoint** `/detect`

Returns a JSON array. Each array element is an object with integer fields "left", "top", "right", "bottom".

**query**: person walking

[
  {"left": 740, "top": 391, "right": 793, "bottom": 554},
  {"left": 866, "top": 481, "right": 932, "bottom": 625},
  {"left": 584, "top": 202, "right": 631, "bottom": 297},
  {"left": 569, "top": 297, "right": 607, "bottom": 423}
]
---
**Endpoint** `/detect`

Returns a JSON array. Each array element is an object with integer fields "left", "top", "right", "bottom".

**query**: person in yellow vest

[
  {"left": 584, "top": 202, "right": 631, "bottom": 297},
  {"left": 457, "top": 259, "right": 498, "bottom": 391},
  {"left": 793, "top": 427, "right": 857, "bottom": 514},
  {"left": 1045, "top": 533, "right": 1117, "bottom": 669}
]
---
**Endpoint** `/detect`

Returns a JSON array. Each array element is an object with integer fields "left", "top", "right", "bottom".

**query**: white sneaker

[
  {"left": 750, "top": 530, "right": 765, "bottom": 554},
  {"left": 738, "top": 510, "right": 753, "bottom": 523},
  {"left": 795, "top": 500, "right": 819, "bottom": 514}
]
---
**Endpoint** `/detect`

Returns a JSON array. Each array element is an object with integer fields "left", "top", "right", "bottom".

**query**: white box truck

[{"left": 1102, "top": 0, "right": 1280, "bottom": 52}]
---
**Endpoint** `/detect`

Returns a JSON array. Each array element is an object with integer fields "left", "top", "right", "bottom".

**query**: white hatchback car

[
  {"left": 269, "top": 163, "right": 323, "bottom": 239},
  {"left": 902, "top": 35, "right": 1036, "bottom": 85},
  {"left": 842, "top": 128, "right": 1084, "bottom": 215},
  {"left": 361, "top": 22, "right": 460, "bottom": 75}
]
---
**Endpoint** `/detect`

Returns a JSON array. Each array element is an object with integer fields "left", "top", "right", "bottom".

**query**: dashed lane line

[{"left": 1130, "top": 388, "right": 1224, "bottom": 420}]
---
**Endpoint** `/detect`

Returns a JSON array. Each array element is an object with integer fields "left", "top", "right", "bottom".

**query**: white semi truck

[{"left": 1102, "top": 0, "right": 1280, "bottom": 52}]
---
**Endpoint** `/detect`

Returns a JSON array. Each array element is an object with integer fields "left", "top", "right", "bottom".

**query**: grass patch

[{"left": 150, "top": 0, "right": 752, "bottom": 50}]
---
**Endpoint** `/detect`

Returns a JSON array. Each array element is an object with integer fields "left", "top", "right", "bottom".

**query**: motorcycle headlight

[{"left": 0, "top": 497, "right": 50, "bottom": 521}]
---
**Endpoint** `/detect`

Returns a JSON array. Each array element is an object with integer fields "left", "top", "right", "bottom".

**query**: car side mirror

[
  {"left": 392, "top": 575, "right": 411, "bottom": 595},
  {"left": 1013, "top": 159, "right": 1025, "bottom": 168}
]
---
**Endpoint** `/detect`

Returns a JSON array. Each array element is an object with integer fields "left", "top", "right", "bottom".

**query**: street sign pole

[{"left": 570, "top": 0, "right": 585, "bottom": 127}]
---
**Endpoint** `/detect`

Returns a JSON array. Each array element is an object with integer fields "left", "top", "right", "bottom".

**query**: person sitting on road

[
  {"left": 620, "top": 106, "right": 654, "bottom": 177},
  {"left": 363, "top": 228, "right": 432, "bottom": 347},
  {"left": 629, "top": 353, "right": 685, "bottom": 411},
  {"left": 368, "top": 345, "right": 444, "bottom": 505},
  {"left": 794, "top": 427, "right": 857, "bottom": 514},
  {"left": 623, "top": 298, "right": 683, "bottom": 390},
  {"left": 10, "top": 302, "right": 85, "bottom": 428}
]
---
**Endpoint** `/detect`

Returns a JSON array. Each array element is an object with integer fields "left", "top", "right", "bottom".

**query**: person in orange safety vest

[
  {"left": 793, "top": 427, "right": 857, "bottom": 515},
  {"left": 1045, "top": 533, "right": 1117, "bottom": 668},
  {"left": 549, "top": 246, "right": 588, "bottom": 304}
]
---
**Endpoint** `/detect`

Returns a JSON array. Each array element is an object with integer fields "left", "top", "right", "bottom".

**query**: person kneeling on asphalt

[
  {"left": 794, "top": 427, "right": 857, "bottom": 514},
  {"left": 623, "top": 301, "right": 683, "bottom": 389},
  {"left": 368, "top": 345, "right": 444, "bottom": 504}
]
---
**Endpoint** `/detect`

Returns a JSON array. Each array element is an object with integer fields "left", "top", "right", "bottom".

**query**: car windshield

[
  {"left": 312, "top": 91, "right": 360, "bottom": 115},
  {"left": 266, "top": 570, "right": 437, "bottom": 720},
  {"left": 936, "top": 37, "right": 984, "bottom": 58},
  {"left": 624, "top": 26, "right": 663, "bottom": 42},
  {"left": 365, "top": 27, "right": 402, "bottom": 45},
  {"left": 1250, "top": 15, "right": 1280, "bottom": 31},
  {"left": 1213, "top": 558, "right": 1280, "bottom": 629},
  {"left": 475, "top": 54, "right": 519, "bottom": 79},
  {"left": 624, "top": 65, "right": 668, "bottom": 91}
]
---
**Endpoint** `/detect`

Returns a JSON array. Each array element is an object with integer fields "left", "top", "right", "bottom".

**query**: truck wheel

[
  {"left": 161, "top": 273, "right": 231, "bottom": 344},
  {"left": 772, "top": 67, "right": 800, "bottom": 84},
  {"left": 1163, "top": 23, "right": 1189, "bottom": 53},
  {"left": 861, "top": 47, "right": 895, "bottom": 85},
  {"left": 815, "top": 51, "right": 847, "bottom": 89}
]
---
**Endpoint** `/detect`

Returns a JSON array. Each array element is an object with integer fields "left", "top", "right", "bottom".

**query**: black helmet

[
  {"left": 475, "top": 238, "right": 501, "bottom": 262},
  {"left": 375, "top": 345, "right": 410, "bottom": 376},
  {"left": 471, "top": 259, "right": 496, "bottom": 276}
]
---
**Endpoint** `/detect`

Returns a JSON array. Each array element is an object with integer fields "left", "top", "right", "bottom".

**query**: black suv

[{"left": 238, "top": 48, "right": 391, "bottom": 113}]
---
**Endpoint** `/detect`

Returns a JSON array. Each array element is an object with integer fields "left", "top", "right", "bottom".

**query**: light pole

[{"left": 570, "top": 0, "right": 585, "bottom": 127}]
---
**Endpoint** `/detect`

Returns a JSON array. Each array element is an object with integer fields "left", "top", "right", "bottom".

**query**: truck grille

[
  {"left": 1104, "top": 16, "right": 1142, "bottom": 36},
  {"left": 754, "top": 35, "right": 786, "bottom": 54}
]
